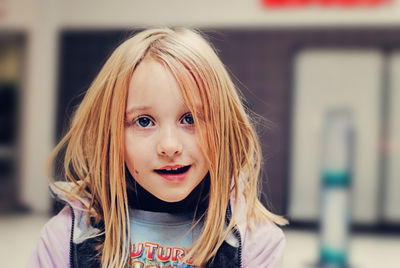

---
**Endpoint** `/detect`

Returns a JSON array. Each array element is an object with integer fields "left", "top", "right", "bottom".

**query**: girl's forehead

[
  {"left": 129, "top": 58, "right": 203, "bottom": 106},
  {"left": 126, "top": 59, "right": 203, "bottom": 114}
]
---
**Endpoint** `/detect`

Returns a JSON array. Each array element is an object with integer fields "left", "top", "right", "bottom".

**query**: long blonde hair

[{"left": 48, "top": 27, "right": 287, "bottom": 267}]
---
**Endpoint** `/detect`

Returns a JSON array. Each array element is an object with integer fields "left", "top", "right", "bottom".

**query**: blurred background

[{"left": 1, "top": 0, "right": 400, "bottom": 267}]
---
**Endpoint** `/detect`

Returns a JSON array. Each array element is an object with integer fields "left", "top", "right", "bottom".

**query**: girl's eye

[
  {"left": 135, "top": 116, "right": 154, "bottom": 128},
  {"left": 181, "top": 113, "right": 194, "bottom": 125}
]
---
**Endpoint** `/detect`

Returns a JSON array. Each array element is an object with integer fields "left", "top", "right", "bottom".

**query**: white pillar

[{"left": 20, "top": 0, "right": 59, "bottom": 214}]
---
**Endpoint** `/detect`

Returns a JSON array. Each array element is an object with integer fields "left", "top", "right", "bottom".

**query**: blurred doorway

[{"left": 0, "top": 33, "right": 25, "bottom": 213}]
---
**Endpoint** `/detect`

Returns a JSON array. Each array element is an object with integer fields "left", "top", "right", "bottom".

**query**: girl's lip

[
  {"left": 157, "top": 164, "right": 186, "bottom": 170},
  {"left": 155, "top": 166, "right": 191, "bottom": 182}
]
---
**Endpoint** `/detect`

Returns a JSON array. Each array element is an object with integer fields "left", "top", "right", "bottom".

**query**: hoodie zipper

[
  {"left": 67, "top": 203, "right": 76, "bottom": 268},
  {"left": 226, "top": 204, "right": 243, "bottom": 268},
  {"left": 233, "top": 224, "right": 243, "bottom": 268}
]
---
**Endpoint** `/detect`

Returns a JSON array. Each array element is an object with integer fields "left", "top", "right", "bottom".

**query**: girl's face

[{"left": 124, "top": 59, "right": 208, "bottom": 202}]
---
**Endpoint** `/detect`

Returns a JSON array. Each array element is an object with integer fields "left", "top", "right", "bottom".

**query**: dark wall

[
  {"left": 0, "top": 33, "right": 25, "bottom": 213},
  {"left": 57, "top": 28, "right": 400, "bottom": 217}
]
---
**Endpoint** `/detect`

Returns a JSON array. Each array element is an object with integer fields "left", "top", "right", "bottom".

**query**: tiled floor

[
  {"left": 0, "top": 214, "right": 49, "bottom": 268},
  {"left": 1, "top": 214, "right": 399, "bottom": 267},
  {"left": 284, "top": 229, "right": 400, "bottom": 268}
]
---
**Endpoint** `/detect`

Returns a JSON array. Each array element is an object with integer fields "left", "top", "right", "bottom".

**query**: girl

[{"left": 29, "top": 27, "right": 287, "bottom": 268}]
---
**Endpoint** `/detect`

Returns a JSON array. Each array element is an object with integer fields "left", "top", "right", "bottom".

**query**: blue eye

[
  {"left": 181, "top": 113, "right": 194, "bottom": 125},
  {"left": 135, "top": 116, "right": 154, "bottom": 128}
]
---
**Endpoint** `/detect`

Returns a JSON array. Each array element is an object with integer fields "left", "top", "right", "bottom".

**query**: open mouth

[{"left": 154, "top": 165, "right": 191, "bottom": 175}]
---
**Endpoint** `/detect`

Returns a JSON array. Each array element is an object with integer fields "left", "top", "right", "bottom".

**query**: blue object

[{"left": 319, "top": 109, "right": 353, "bottom": 268}]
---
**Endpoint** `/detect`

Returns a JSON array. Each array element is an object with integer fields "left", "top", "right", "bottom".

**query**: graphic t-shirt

[{"left": 127, "top": 209, "right": 202, "bottom": 268}]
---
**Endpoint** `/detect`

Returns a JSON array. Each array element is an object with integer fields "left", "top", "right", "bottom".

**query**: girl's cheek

[
  {"left": 181, "top": 123, "right": 196, "bottom": 134},
  {"left": 131, "top": 128, "right": 158, "bottom": 138}
]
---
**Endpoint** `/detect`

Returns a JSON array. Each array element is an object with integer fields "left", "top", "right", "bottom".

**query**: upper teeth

[{"left": 165, "top": 167, "right": 180, "bottom": 171}]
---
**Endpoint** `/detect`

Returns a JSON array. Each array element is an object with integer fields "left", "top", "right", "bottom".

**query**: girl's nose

[{"left": 157, "top": 128, "right": 183, "bottom": 158}]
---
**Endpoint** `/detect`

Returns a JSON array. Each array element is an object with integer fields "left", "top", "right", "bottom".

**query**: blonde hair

[{"left": 48, "top": 27, "right": 287, "bottom": 267}]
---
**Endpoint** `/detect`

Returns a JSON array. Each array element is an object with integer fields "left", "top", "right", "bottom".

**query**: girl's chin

[{"left": 157, "top": 194, "right": 188, "bottom": 203}]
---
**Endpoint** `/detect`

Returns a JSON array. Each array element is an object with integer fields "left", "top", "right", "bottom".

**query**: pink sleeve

[
  {"left": 242, "top": 220, "right": 286, "bottom": 268},
  {"left": 27, "top": 206, "right": 72, "bottom": 268}
]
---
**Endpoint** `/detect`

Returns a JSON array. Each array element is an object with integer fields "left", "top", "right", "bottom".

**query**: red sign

[{"left": 261, "top": 0, "right": 391, "bottom": 7}]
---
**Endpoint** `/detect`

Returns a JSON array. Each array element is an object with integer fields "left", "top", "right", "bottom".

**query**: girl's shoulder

[
  {"left": 240, "top": 217, "right": 285, "bottom": 267},
  {"left": 49, "top": 181, "right": 101, "bottom": 243},
  {"left": 230, "top": 187, "right": 285, "bottom": 268},
  {"left": 28, "top": 182, "right": 99, "bottom": 268}
]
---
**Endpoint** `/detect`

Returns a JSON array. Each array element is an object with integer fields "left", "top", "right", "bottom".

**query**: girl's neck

[{"left": 127, "top": 173, "right": 210, "bottom": 214}]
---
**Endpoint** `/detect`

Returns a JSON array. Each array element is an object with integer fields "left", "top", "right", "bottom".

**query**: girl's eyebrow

[
  {"left": 125, "top": 106, "right": 151, "bottom": 117},
  {"left": 125, "top": 104, "right": 203, "bottom": 117}
]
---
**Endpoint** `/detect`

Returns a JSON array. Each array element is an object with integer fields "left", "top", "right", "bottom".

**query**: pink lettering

[
  {"left": 171, "top": 247, "right": 185, "bottom": 262},
  {"left": 131, "top": 243, "right": 144, "bottom": 258},
  {"left": 156, "top": 246, "right": 171, "bottom": 262},
  {"left": 145, "top": 242, "right": 159, "bottom": 259}
]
